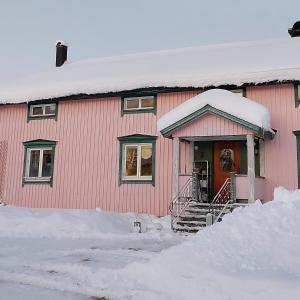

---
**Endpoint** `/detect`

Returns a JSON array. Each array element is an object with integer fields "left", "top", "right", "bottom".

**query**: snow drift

[
  {"left": 0, "top": 207, "right": 170, "bottom": 239},
  {"left": 104, "top": 186, "right": 300, "bottom": 299}
]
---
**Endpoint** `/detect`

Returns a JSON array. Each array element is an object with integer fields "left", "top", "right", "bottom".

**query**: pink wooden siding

[
  {"left": 236, "top": 175, "right": 266, "bottom": 201},
  {"left": 172, "top": 113, "right": 252, "bottom": 137},
  {"left": 0, "top": 91, "right": 198, "bottom": 216},
  {"left": 247, "top": 84, "right": 299, "bottom": 201},
  {"left": 0, "top": 84, "right": 299, "bottom": 214}
]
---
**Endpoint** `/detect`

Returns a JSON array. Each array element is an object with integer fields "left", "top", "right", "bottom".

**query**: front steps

[{"left": 173, "top": 200, "right": 247, "bottom": 233}]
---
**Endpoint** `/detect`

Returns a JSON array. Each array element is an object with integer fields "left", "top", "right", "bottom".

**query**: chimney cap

[
  {"left": 56, "top": 40, "right": 68, "bottom": 47},
  {"left": 288, "top": 21, "right": 300, "bottom": 37}
]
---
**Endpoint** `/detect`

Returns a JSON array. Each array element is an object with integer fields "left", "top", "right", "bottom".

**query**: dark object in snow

[
  {"left": 133, "top": 221, "right": 142, "bottom": 233},
  {"left": 56, "top": 41, "right": 68, "bottom": 67},
  {"left": 288, "top": 21, "right": 300, "bottom": 38}
]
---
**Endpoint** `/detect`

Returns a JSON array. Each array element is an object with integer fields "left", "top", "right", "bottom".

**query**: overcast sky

[{"left": 0, "top": 0, "right": 299, "bottom": 82}]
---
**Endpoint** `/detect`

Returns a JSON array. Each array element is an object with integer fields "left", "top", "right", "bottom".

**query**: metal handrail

[{"left": 170, "top": 176, "right": 193, "bottom": 229}]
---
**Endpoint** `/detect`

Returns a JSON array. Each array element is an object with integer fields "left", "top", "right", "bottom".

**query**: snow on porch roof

[
  {"left": 1, "top": 38, "right": 300, "bottom": 103},
  {"left": 157, "top": 89, "right": 272, "bottom": 137}
]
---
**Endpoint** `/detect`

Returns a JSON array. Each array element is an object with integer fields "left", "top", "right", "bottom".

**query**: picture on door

[{"left": 220, "top": 149, "right": 234, "bottom": 171}]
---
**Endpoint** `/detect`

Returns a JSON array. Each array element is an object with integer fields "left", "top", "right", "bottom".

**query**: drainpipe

[{"left": 247, "top": 134, "right": 255, "bottom": 203}]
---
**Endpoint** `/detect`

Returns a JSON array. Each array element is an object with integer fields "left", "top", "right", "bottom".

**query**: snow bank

[
  {"left": 0, "top": 206, "right": 170, "bottom": 239},
  {"left": 1, "top": 38, "right": 300, "bottom": 103},
  {"left": 108, "top": 187, "right": 300, "bottom": 299},
  {"left": 157, "top": 89, "right": 272, "bottom": 132}
]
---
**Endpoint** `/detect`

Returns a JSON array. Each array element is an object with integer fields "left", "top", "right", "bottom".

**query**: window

[
  {"left": 295, "top": 84, "right": 300, "bottom": 107},
  {"left": 28, "top": 103, "right": 57, "bottom": 120},
  {"left": 231, "top": 89, "right": 245, "bottom": 97},
  {"left": 23, "top": 140, "right": 56, "bottom": 185},
  {"left": 294, "top": 131, "right": 300, "bottom": 188},
  {"left": 122, "top": 95, "right": 156, "bottom": 114},
  {"left": 118, "top": 135, "right": 156, "bottom": 185}
]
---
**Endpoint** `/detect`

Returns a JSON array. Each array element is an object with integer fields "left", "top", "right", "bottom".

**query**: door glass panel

[
  {"left": 29, "top": 150, "right": 40, "bottom": 177},
  {"left": 125, "top": 146, "right": 138, "bottom": 176},
  {"left": 141, "top": 97, "right": 154, "bottom": 108},
  {"left": 141, "top": 145, "right": 152, "bottom": 176},
  {"left": 42, "top": 150, "right": 53, "bottom": 177},
  {"left": 125, "top": 99, "right": 139, "bottom": 109},
  {"left": 220, "top": 148, "right": 235, "bottom": 171},
  {"left": 32, "top": 106, "right": 43, "bottom": 116},
  {"left": 45, "top": 104, "right": 56, "bottom": 115}
]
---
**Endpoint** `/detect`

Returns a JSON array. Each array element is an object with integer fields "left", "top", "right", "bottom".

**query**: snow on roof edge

[{"left": 157, "top": 89, "right": 272, "bottom": 133}]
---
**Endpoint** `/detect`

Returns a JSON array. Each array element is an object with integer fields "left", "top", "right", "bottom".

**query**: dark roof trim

[{"left": 160, "top": 104, "right": 272, "bottom": 139}]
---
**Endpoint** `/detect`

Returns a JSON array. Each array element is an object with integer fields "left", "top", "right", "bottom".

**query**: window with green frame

[
  {"left": 121, "top": 95, "right": 157, "bottom": 115},
  {"left": 117, "top": 134, "right": 156, "bottom": 185},
  {"left": 294, "top": 84, "right": 300, "bottom": 107},
  {"left": 294, "top": 131, "right": 300, "bottom": 188},
  {"left": 23, "top": 139, "right": 57, "bottom": 186},
  {"left": 28, "top": 102, "right": 58, "bottom": 121}
]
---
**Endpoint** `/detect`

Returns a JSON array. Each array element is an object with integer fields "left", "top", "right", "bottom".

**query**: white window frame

[
  {"left": 24, "top": 147, "right": 53, "bottom": 182},
  {"left": 231, "top": 89, "right": 244, "bottom": 97},
  {"left": 122, "top": 143, "right": 153, "bottom": 181},
  {"left": 123, "top": 96, "right": 155, "bottom": 111},
  {"left": 29, "top": 103, "right": 56, "bottom": 117}
]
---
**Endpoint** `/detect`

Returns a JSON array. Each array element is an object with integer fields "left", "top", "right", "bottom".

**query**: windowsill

[
  {"left": 122, "top": 109, "right": 155, "bottom": 114},
  {"left": 28, "top": 115, "right": 57, "bottom": 121},
  {"left": 120, "top": 179, "right": 154, "bottom": 185},
  {"left": 23, "top": 178, "right": 52, "bottom": 185}
]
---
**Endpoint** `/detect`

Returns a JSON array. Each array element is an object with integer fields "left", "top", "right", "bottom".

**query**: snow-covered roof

[
  {"left": 157, "top": 89, "right": 272, "bottom": 135},
  {"left": 1, "top": 38, "right": 300, "bottom": 103}
]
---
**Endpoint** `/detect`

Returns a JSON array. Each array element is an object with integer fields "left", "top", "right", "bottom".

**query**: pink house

[{"left": 1, "top": 24, "right": 300, "bottom": 231}]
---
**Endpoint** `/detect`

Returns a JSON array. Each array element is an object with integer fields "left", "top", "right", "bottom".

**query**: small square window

[
  {"left": 122, "top": 95, "right": 156, "bottom": 114},
  {"left": 295, "top": 84, "right": 300, "bottom": 107},
  {"left": 28, "top": 103, "right": 57, "bottom": 120},
  {"left": 231, "top": 89, "right": 244, "bottom": 97}
]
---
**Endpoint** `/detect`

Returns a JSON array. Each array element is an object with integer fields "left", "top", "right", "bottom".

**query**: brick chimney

[{"left": 56, "top": 41, "right": 68, "bottom": 67}]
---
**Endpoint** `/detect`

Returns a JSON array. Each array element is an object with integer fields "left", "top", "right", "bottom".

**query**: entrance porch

[{"left": 157, "top": 89, "right": 274, "bottom": 232}]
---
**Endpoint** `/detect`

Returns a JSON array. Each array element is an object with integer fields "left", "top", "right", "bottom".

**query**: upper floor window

[
  {"left": 122, "top": 95, "right": 156, "bottom": 115},
  {"left": 28, "top": 103, "right": 57, "bottom": 120},
  {"left": 231, "top": 89, "right": 244, "bottom": 97},
  {"left": 295, "top": 84, "right": 300, "bottom": 107},
  {"left": 23, "top": 140, "right": 56, "bottom": 186}
]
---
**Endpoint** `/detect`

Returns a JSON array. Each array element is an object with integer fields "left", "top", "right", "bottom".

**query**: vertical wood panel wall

[
  {"left": 0, "top": 84, "right": 298, "bottom": 213},
  {"left": 0, "top": 91, "right": 197, "bottom": 215}
]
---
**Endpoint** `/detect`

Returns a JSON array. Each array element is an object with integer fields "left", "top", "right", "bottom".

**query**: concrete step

[{"left": 176, "top": 220, "right": 206, "bottom": 227}]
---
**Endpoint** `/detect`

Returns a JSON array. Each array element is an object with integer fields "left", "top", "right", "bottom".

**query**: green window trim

[
  {"left": 117, "top": 134, "right": 157, "bottom": 186},
  {"left": 293, "top": 131, "right": 300, "bottom": 188},
  {"left": 22, "top": 139, "right": 57, "bottom": 187},
  {"left": 294, "top": 84, "right": 300, "bottom": 108},
  {"left": 121, "top": 94, "right": 157, "bottom": 116},
  {"left": 27, "top": 101, "right": 58, "bottom": 122}
]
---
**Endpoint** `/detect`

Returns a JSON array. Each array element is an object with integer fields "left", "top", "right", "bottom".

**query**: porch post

[
  {"left": 247, "top": 134, "right": 255, "bottom": 203},
  {"left": 172, "top": 137, "right": 180, "bottom": 199},
  {"left": 259, "top": 139, "right": 265, "bottom": 177},
  {"left": 189, "top": 141, "right": 194, "bottom": 173}
]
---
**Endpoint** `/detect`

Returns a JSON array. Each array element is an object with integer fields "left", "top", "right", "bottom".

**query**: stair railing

[
  {"left": 209, "top": 178, "right": 233, "bottom": 222},
  {"left": 169, "top": 176, "right": 193, "bottom": 230}
]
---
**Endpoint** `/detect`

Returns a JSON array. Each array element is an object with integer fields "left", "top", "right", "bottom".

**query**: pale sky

[{"left": 0, "top": 0, "right": 299, "bottom": 82}]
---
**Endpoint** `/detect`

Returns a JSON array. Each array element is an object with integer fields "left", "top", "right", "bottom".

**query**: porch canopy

[
  {"left": 158, "top": 89, "right": 274, "bottom": 139},
  {"left": 158, "top": 89, "right": 274, "bottom": 203}
]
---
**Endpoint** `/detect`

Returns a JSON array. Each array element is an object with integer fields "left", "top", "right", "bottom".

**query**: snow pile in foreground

[
  {"left": 107, "top": 186, "right": 300, "bottom": 300},
  {"left": 0, "top": 206, "right": 170, "bottom": 239},
  {"left": 158, "top": 89, "right": 272, "bottom": 132}
]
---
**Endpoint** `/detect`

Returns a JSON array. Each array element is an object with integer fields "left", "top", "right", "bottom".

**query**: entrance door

[{"left": 213, "top": 141, "right": 241, "bottom": 194}]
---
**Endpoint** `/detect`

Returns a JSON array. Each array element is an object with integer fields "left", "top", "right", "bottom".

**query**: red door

[{"left": 213, "top": 141, "right": 241, "bottom": 194}]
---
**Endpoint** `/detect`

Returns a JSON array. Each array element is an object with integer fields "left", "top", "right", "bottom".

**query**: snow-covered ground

[{"left": 0, "top": 187, "right": 300, "bottom": 299}]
